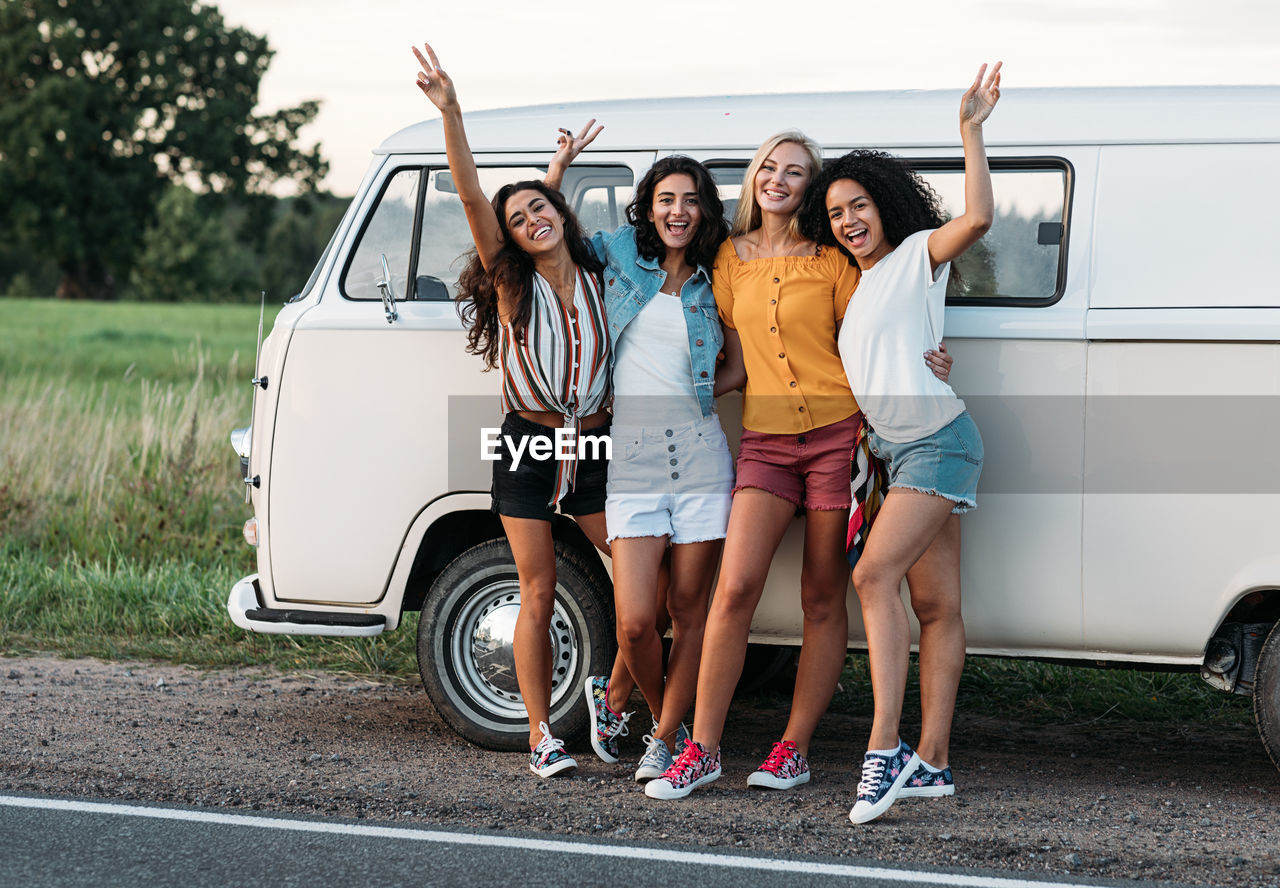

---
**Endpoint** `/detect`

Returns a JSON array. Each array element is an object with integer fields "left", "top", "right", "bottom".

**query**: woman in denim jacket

[{"left": 550, "top": 145, "right": 746, "bottom": 782}]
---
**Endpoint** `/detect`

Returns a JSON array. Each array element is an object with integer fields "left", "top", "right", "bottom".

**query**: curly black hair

[
  {"left": 626, "top": 155, "right": 728, "bottom": 271},
  {"left": 800, "top": 149, "right": 947, "bottom": 263},
  {"left": 456, "top": 180, "right": 604, "bottom": 369}
]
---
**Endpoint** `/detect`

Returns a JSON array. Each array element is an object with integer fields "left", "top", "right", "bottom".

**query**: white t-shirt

[
  {"left": 838, "top": 229, "right": 965, "bottom": 443},
  {"left": 612, "top": 292, "right": 702, "bottom": 426}
]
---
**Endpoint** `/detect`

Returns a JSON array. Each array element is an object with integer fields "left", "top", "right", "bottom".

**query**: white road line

[{"left": 1, "top": 795, "right": 1086, "bottom": 887}]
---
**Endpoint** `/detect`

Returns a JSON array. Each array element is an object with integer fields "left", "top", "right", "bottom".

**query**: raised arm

[
  {"left": 927, "top": 62, "right": 1001, "bottom": 272},
  {"left": 545, "top": 119, "right": 603, "bottom": 191},
  {"left": 412, "top": 43, "right": 503, "bottom": 271}
]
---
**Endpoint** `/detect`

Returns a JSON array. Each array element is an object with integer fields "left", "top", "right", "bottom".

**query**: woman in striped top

[{"left": 415, "top": 42, "right": 611, "bottom": 779}]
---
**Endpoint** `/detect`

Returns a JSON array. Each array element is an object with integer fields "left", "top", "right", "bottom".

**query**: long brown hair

[{"left": 456, "top": 181, "right": 604, "bottom": 369}]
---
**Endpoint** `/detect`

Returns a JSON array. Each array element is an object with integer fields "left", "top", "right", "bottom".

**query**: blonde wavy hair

[{"left": 729, "top": 130, "right": 824, "bottom": 239}]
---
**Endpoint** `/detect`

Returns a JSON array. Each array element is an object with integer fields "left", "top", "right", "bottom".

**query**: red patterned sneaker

[
  {"left": 643, "top": 740, "right": 721, "bottom": 800},
  {"left": 746, "top": 739, "right": 811, "bottom": 789}
]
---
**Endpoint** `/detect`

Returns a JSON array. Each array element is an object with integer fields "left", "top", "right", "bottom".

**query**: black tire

[
  {"left": 1254, "top": 620, "right": 1280, "bottom": 773},
  {"left": 417, "top": 538, "right": 615, "bottom": 751}
]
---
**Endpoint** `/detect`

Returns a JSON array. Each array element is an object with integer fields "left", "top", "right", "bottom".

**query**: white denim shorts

[{"left": 605, "top": 416, "right": 734, "bottom": 544}]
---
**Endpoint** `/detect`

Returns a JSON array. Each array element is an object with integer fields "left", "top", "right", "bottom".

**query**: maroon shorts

[{"left": 733, "top": 413, "right": 859, "bottom": 511}]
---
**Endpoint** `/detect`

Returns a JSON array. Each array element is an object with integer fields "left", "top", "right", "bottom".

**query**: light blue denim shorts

[
  {"left": 868, "top": 411, "right": 983, "bottom": 514},
  {"left": 605, "top": 416, "right": 734, "bottom": 544}
]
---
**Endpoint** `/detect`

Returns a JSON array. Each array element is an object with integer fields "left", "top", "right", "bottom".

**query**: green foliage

[
  {"left": 129, "top": 185, "right": 241, "bottom": 302},
  {"left": 0, "top": 299, "right": 417, "bottom": 676},
  {"left": 0, "top": 0, "right": 328, "bottom": 299},
  {"left": 833, "top": 652, "right": 1252, "bottom": 732}
]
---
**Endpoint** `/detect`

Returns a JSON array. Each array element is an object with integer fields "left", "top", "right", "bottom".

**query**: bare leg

[
  {"left": 654, "top": 539, "right": 722, "bottom": 748},
  {"left": 779, "top": 507, "right": 851, "bottom": 757},
  {"left": 851, "top": 489, "right": 956, "bottom": 752},
  {"left": 904, "top": 515, "right": 964, "bottom": 767},
  {"left": 501, "top": 515, "right": 559, "bottom": 748},
  {"left": 611, "top": 536, "right": 670, "bottom": 723},
  {"left": 691, "top": 490, "right": 796, "bottom": 752},
  {"left": 605, "top": 549, "right": 670, "bottom": 712},
  {"left": 575, "top": 511, "right": 664, "bottom": 713}
]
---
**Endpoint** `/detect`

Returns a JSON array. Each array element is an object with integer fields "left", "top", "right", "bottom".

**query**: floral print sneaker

[
  {"left": 584, "top": 675, "right": 631, "bottom": 764},
  {"left": 529, "top": 721, "right": 576, "bottom": 778},
  {"left": 898, "top": 760, "right": 955, "bottom": 798},
  {"left": 746, "top": 739, "right": 811, "bottom": 789},
  {"left": 848, "top": 740, "right": 920, "bottom": 824},
  {"left": 643, "top": 740, "right": 721, "bottom": 800}
]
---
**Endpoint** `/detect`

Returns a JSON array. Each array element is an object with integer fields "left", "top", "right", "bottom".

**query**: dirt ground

[{"left": 2, "top": 655, "right": 1278, "bottom": 886}]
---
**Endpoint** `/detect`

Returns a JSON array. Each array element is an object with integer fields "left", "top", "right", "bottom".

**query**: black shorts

[{"left": 490, "top": 413, "right": 609, "bottom": 521}]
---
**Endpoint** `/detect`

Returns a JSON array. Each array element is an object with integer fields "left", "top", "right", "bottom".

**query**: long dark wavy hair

[
  {"left": 456, "top": 181, "right": 603, "bottom": 369},
  {"left": 801, "top": 149, "right": 947, "bottom": 264},
  {"left": 626, "top": 156, "right": 728, "bottom": 270}
]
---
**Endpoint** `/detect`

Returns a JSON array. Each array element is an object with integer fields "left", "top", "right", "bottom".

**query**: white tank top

[{"left": 612, "top": 293, "right": 702, "bottom": 426}]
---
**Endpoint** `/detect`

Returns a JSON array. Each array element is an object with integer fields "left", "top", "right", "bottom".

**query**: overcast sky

[{"left": 213, "top": 0, "right": 1280, "bottom": 195}]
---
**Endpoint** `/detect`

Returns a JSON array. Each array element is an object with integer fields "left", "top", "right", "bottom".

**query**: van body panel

[
  {"left": 1091, "top": 143, "right": 1280, "bottom": 310},
  {"left": 376, "top": 87, "right": 1280, "bottom": 156},
  {"left": 1081, "top": 342, "right": 1280, "bottom": 656}
]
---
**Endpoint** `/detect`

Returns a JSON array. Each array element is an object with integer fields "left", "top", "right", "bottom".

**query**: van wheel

[
  {"left": 1254, "top": 620, "right": 1280, "bottom": 773},
  {"left": 417, "top": 538, "right": 615, "bottom": 751}
]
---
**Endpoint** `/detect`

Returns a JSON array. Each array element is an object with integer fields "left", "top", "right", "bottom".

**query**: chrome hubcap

[{"left": 453, "top": 580, "right": 579, "bottom": 719}]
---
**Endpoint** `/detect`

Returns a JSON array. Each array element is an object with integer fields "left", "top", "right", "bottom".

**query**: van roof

[{"left": 378, "top": 86, "right": 1280, "bottom": 155}]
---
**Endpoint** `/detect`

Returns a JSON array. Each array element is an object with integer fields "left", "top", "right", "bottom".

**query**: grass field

[
  {"left": 0, "top": 298, "right": 1255, "bottom": 732},
  {"left": 0, "top": 298, "right": 420, "bottom": 676}
]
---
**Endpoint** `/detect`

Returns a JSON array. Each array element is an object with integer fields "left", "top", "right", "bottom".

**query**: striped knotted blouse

[{"left": 498, "top": 266, "right": 611, "bottom": 505}]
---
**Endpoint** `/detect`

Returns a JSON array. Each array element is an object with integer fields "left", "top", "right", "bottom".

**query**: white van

[{"left": 226, "top": 86, "right": 1280, "bottom": 768}]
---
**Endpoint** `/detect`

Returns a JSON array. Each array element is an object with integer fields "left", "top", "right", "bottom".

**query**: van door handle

[{"left": 376, "top": 254, "right": 399, "bottom": 324}]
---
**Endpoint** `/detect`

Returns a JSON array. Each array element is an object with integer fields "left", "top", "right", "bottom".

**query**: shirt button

[
  {"left": 778, "top": 353, "right": 785, "bottom": 359},
  {"left": 798, "top": 406, "right": 806, "bottom": 413},
  {"left": 667, "top": 444, "right": 675, "bottom": 452},
  {"left": 669, "top": 458, "right": 678, "bottom": 466},
  {"left": 700, "top": 371, "right": 709, "bottom": 378},
  {"left": 665, "top": 429, "right": 673, "bottom": 437},
  {"left": 770, "top": 299, "right": 776, "bottom": 305},
  {"left": 608, "top": 278, "right": 615, "bottom": 285},
  {"left": 772, "top": 277, "right": 780, "bottom": 283},
  {"left": 689, "top": 306, "right": 697, "bottom": 313},
  {"left": 789, "top": 381, "right": 797, "bottom": 387},
  {"left": 671, "top": 471, "right": 679, "bottom": 479},
  {"left": 695, "top": 339, "right": 703, "bottom": 347},
  {"left": 770, "top": 327, "right": 777, "bottom": 333}
]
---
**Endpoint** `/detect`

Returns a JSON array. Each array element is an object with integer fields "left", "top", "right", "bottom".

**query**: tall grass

[{"left": 0, "top": 299, "right": 417, "bottom": 675}]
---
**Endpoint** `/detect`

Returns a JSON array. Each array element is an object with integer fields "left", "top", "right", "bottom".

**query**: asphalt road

[{"left": 0, "top": 794, "right": 1189, "bottom": 888}]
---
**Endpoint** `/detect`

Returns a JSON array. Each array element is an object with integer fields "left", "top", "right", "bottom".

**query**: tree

[
  {"left": 0, "top": 0, "right": 328, "bottom": 300},
  {"left": 128, "top": 184, "right": 240, "bottom": 301}
]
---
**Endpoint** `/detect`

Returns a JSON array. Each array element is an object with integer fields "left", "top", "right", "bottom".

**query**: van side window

[
  {"left": 342, "top": 165, "right": 636, "bottom": 302},
  {"left": 342, "top": 167, "right": 421, "bottom": 302},
  {"left": 705, "top": 159, "right": 1070, "bottom": 306},
  {"left": 571, "top": 167, "right": 636, "bottom": 235},
  {"left": 706, "top": 163, "right": 748, "bottom": 223},
  {"left": 917, "top": 160, "right": 1070, "bottom": 306}
]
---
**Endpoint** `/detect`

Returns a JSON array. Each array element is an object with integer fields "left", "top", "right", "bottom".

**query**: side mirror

[{"left": 376, "top": 254, "right": 398, "bottom": 324}]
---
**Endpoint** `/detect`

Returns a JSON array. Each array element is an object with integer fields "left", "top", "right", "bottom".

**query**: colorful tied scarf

[{"left": 847, "top": 416, "right": 888, "bottom": 568}]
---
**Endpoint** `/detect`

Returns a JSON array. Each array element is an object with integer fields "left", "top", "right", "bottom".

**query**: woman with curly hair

[
  {"left": 548, "top": 144, "right": 744, "bottom": 782},
  {"left": 413, "top": 42, "right": 611, "bottom": 779},
  {"left": 804, "top": 63, "right": 1001, "bottom": 824},
  {"left": 646, "top": 132, "right": 954, "bottom": 801}
]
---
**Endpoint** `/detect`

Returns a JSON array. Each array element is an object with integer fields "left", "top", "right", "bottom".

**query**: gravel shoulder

[{"left": 2, "top": 656, "right": 1277, "bottom": 886}]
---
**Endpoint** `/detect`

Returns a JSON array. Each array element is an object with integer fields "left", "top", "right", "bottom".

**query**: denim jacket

[{"left": 589, "top": 226, "right": 723, "bottom": 418}]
